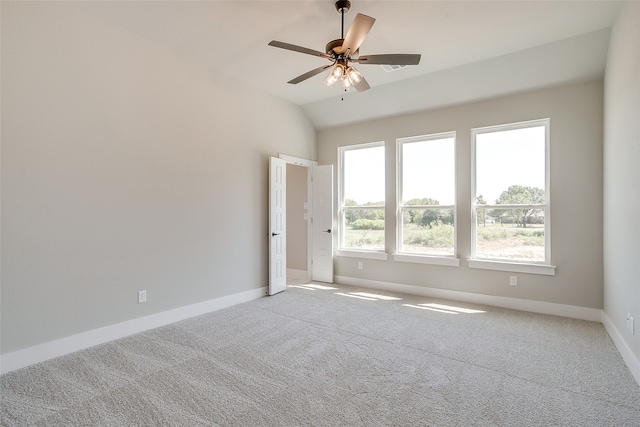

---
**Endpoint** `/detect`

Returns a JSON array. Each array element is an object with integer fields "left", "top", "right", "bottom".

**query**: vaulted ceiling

[{"left": 71, "top": 1, "right": 622, "bottom": 129}]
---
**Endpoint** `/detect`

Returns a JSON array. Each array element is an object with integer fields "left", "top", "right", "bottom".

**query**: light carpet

[{"left": 2, "top": 283, "right": 639, "bottom": 426}]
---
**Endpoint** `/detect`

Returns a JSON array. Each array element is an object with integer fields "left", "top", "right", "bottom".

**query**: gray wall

[
  {"left": 286, "top": 164, "right": 308, "bottom": 272},
  {"left": 603, "top": 2, "right": 640, "bottom": 362},
  {"left": 318, "top": 80, "right": 604, "bottom": 309},
  {"left": 0, "top": 2, "right": 316, "bottom": 354}
]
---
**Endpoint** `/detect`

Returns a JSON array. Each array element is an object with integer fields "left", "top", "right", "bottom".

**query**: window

[
  {"left": 396, "top": 133, "right": 457, "bottom": 263},
  {"left": 338, "top": 142, "right": 385, "bottom": 255},
  {"left": 471, "top": 119, "right": 554, "bottom": 274}
]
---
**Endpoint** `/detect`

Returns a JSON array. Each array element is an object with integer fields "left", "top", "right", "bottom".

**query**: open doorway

[
  {"left": 286, "top": 163, "right": 310, "bottom": 285},
  {"left": 269, "top": 154, "right": 333, "bottom": 294}
]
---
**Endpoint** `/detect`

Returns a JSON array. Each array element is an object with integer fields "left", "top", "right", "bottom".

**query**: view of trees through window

[
  {"left": 473, "top": 121, "right": 548, "bottom": 262},
  {"left": 398, "top": 134, "right": 456, "bottom": 256},
  {"left": 339, "top": 119, "right": 549, "bottom": 264},
  {"left": 340, "top": 143, "right": 385, "bottom": 251}
]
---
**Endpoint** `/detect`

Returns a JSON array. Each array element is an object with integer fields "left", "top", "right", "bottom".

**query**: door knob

[{"left": 271, "top": 232, "right": 280, "bottom": 236}]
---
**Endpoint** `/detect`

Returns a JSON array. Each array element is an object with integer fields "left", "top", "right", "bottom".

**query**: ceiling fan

[{"left": 268, "top": 0, "right": 421, "bottom": 93}]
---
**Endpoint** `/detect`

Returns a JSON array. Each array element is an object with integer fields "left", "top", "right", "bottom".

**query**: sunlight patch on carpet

[
  {"left": 403, "top": 303, "right": 487, "bottom": 315},
  {"left": 335, "top": 292, "right": 378, "bottom": 301},
  {"left": 349, "top": 292, "right": 403, "bottom": 301},
  {"left": 289, "top": 284, "right": 339, "bottom": 291}
]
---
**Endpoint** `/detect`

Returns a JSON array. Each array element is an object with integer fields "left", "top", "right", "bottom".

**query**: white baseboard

[
  {"left": 334, "top": 275, "right": 602, "bottom": 321},
  {"left": 1, "top": 286, "right": 267, "bottom": 375},
  {"left": 601, "top": 311, "right": 640, "bottom": 387}
]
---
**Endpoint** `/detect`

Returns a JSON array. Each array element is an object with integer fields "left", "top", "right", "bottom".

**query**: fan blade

[
  {"left": 341, "top": 14, "right": 375, "bottom": 54},
  {"left": 355, "top": 54, "right": 421, "bottom": 66},
  {"left": 355, "top": 76, "right": 370, "bottom": 92},
  {"left": 288, "top": 64, "right": 333, "bottom": 85},
  {"left": 268, "top": 41, "right": 332, "bottom": 59}
]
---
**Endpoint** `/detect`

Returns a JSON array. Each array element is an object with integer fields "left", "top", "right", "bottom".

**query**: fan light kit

[
  {"left": 324, "top": 63, "right": 363, "bottom": 90},
  {"left": 269, "top": 0, "right": 421, "bottom": 95}
]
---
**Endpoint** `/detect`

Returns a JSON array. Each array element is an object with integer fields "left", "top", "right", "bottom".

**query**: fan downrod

[{"left": 330, "top": 0, "right": 351, "bottom": 54}]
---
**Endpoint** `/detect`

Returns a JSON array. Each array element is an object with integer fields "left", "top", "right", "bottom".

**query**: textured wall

[
  {"left": 1, "top": 2, "right": 316, "bottom": 353},
  {"left": 603, "top": 1, "right": 640, "bottom": 364}
]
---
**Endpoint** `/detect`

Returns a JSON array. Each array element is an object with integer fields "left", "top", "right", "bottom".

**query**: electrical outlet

[
  {"left": 138, "top": 290, "right": 147, "bottom": 304},
  {"left": 509, "top": 276, "right": 517, "bottom": 286},
  {"left": 357, "top": 261, "right": 363, "bottom": 270}
]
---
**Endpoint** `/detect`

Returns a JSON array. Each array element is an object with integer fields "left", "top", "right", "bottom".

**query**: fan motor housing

[{"left": 325, "top": 39, "right": 344, "bottom": 55}]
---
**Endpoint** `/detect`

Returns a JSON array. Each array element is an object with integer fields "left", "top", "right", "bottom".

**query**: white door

[
  {"left": 311, "top": 165, "right": 334, "bottom": 283},
  {"left": 269, "top": 157, "right": 287, "bottom": 295}
]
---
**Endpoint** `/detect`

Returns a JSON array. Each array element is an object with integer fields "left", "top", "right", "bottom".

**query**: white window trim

[
  {"left": 468, "top": 259, "right": 556, "bottom": 276},
  {"left": 396, "top": 131, "right": 458, "bottom": 262},
  {"left": 394, "top": 253, "right": 460, "bottom": 267},
  {"left": 470, "top": 118, "right": 551, "bottom": 274},
  {"left": 338, "top": 141, "right": 386, "bottom": 254},
  {"left": 336, "top": 249, "right": 388, "bottom": 260}
]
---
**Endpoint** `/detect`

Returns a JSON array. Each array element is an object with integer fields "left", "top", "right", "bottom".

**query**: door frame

[{"left": 278, "top": 154, "right": 317, "bottom": 282}]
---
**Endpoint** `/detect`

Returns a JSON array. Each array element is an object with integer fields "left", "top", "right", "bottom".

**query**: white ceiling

[{"left": 71, "top": 1, "right": 622, "bottom": 129}]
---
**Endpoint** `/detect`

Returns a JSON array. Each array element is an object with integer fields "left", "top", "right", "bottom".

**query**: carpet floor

[{"left": 2, "top": 282, "right": 639, "bottom": 426}]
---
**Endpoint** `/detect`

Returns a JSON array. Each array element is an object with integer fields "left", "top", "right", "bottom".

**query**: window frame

[
  {"left": 470, "top": 118, "right": 555, "bottom": 275},
  {"left": 337, "top": 141, "right": 388, "bottom": 260},
  {"left": 394, "top": 132, "right": 460, "bottom": 267}
]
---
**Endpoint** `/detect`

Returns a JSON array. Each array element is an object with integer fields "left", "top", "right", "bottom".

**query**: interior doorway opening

[{"left": 286, "top": 163, "right": 311, "bottom": 285}]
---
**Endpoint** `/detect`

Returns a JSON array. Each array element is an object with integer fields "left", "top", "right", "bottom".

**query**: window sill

[
  {"left": 393, "top": 253, "right": 460, "bottom": 267},
  {"left": 336, "top": 250, "right": 388, "bottom": 261},
  {"left": 467, "top": 259, "right": 556, "bottom": 276}
]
